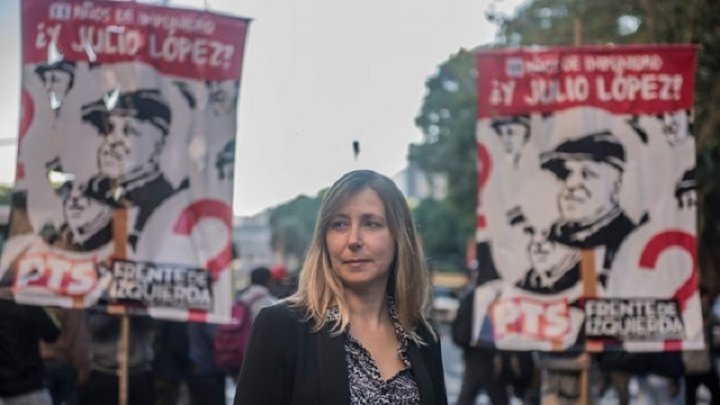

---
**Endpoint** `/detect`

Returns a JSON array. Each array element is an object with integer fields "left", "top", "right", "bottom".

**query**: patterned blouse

[{"left": 327, "top": 298, "right": 421, "bottom": 405}]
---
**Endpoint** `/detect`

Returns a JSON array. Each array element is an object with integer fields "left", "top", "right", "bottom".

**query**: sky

[{"left": 0, "top": 0, "right": 525, "bottom": 216}]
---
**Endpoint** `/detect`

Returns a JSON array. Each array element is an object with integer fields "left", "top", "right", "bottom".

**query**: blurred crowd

[
  {"left": 452, "top": 287, "right": 720, "bottom": 405},
  {"left": 0, "top": 266, "right": 295, "bottom": 405},
  {"left": 2, "top": 265, "right": 718, "bottom": 405}
]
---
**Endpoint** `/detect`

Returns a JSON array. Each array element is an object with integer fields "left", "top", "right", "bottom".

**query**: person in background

[
  {"left": 269, "top": 265, "right": 295, "bottom": 299},
  {"left": 636, "top": 352, "right": 685, "bottom": 405},
  {"left": 187, "top": 322, "right": 226, "bottom": 405},
  {"left": 538, "top": 352, "right": 589, "bottom": 405},
  {"left": 153, "top": 320, "right": 191, "bottom": 405},
  {"left": 598, "top": 351, "right": 684, "bottom": 405},
  {"left": 240, "top": 267, "right": 278, "bottom": 320},
  {"left": 453, "top": 281, "right": 506, "bottom": 405},
  {"left": 234, "top": 170, "right": 448, "bottom": 405},
  {"left": 456, "top": 346, "right": 508, "bottom": 404},
  {"left": 40, "top": 307, "right": 90, "bottom": 405},
  {"left": 499, "top": 351, "right": 538, "bottom": 404},
  {"left": 0, "top": 301, "right": 61, "bottom": 405},
  {"left": 684, "top": 287, "right": 720, "bottom": 404},
  {"left": 79, "top": 312, "right": 155, "bottom": 405}
]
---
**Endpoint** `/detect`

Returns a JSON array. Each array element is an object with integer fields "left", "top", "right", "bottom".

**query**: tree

[
  {"left": 0, "top": 185, "right": 10, "bottom": 206},
  {"left": 410, "top": 49, "right": 478, "bottom": 258},
  {"left": 269, "top": 194, "right": 323, "bottom": 268},
  {"left": 412, "top": 197, "right": 465, "bottom": 262}
]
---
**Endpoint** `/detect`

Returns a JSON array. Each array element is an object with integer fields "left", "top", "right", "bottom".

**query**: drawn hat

[
  {"left": 490, "top": 115, "right": 530, "bottom": 132},
  {"left": 675, "top": 167, "right": 696, "bottom": 195},
  {"left": 35, "top": 61, "right": 76, "bottom": 78},
  {"left": 540, "top": 131, "right": 625, "bottom": 177},
  {"left": 81, "top": 89, "right": 171, "bottom": 136}
]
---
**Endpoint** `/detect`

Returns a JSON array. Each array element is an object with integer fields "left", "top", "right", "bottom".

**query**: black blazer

[{"left": 234, "top": 302, "right": 448, "bottom": 405}]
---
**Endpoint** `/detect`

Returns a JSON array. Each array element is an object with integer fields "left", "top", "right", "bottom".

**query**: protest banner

[
  {"left": 0, "top": 0, "right": 250, "bottom": 323},
  {"left": 473, "top": 45, "right": 702, "bottom": 351}
]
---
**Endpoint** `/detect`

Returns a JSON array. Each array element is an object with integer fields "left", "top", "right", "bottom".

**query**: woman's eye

[{"left": 330, "top": 221, "right": 348, "bottom": 230}]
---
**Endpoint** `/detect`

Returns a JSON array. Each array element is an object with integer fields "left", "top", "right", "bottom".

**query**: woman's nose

[{"left": 348, "top": 226, "right": 362, "bottom": 251}]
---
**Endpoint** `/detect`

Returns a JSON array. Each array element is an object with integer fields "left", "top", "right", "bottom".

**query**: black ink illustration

[
  {"left": 216, "top": 140, "right": 235, "bottom": 180},
  {"left": 675, "top": 167, "right": 696, "bottom": 209},
  {"left": 491, "top": 115, "right": 530, "bottom": 168},
  {"left": 627, "top": 115, "right": 648, "bottom": 144},
  {"left": 35, "top": 61, "right": 76, "bottom": 113},
  {"left": 516, "top": 226, "right": 581, "bottom": 294},
  {"left": 540, "top": 131, "right": 644, "bottom": 275},
  {"left": 206, "top": 80, "right": 239, "bottom": 116},
  {"left": 657, "top": 109, "right": 694, "bottom": 146},
  {"left": 58, "top": 180, "right": 113, "bottom": 251},
  {"left": 81, "top": 89, "right": 182, "bottom": 249}
]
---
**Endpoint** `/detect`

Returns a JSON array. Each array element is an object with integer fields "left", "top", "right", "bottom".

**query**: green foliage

[
  {"left": 412, "top": 197, "right": 466, "bottom": 259},
  {"left": 410, "top": 49, "right": 478, "bottom": 258},
  {"left": 498, "top": 0, "right": 642, "bottom": 46},
  {"left": 0, "top": 185, "right": 10, "bottom": 206},
  {"left": 269, "top": 193, "right": 323, "bottom": 263}
]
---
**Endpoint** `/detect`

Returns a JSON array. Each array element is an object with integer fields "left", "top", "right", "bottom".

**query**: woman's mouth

[{"left": 344, "top": 259, "right": 370, "bottom": 265}]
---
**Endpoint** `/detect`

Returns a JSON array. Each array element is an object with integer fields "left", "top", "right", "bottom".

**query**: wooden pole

[
  {"left": 579, "top": 250, "right": 596, "bottom": 405},
  {"left": 113, "top": 207, "right": 129, "bottom": 405},
  {"left": 573, "top": 14, "right": 591, "bottom": 404},
  {"left": 574, "top": 18, "right": 582, "bottom": 49},
  {"left": 119, "top": 313, "right": 130, "bottom": 405}
]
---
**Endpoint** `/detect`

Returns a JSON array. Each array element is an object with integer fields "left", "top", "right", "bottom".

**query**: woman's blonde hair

[{"left": 288, "top": 170, "right": 435, "bottom": 343}]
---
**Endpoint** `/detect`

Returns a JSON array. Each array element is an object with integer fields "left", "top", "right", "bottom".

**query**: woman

[{"left": 234, "top": 170, "right": 447, "bottom": 405}]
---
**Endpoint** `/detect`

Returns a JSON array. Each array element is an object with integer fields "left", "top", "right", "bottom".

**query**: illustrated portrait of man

[
  {"left": 516, "top": 226, "right": 581, "bottom": 294},
  {"left": 58, "top": 180, "right": 113, "bottom": 251},
  {"left": 657, "top": 109, "right": 694, "bottom": 146},
  {"left": 675, "top": 167, "right": 696, "bottom": 209},
  {"left": 215, "top": 140, "right": 235, "bottom": 180},
  {"left": 491, "top": 115, "right": 530, "bottom": 167},
  {"left": 34, "top": 61, "right": 76, "bottom": 111},
  {"left": 81, "top": 89, "right": 180, "bottom": 249},
  {"left": 206, "top": 79, "right": 239, "bottom": 116},
  {"left": 540, "top": 131, "right": 640, "bottom": 272}
]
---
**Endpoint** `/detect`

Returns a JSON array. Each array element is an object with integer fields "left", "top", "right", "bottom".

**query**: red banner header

[
  {"left": 477, "top": 45, "right": 697, "bottom": 118},
  {"left": 23, "top": 0, "right": 250, "bottom": 81}
]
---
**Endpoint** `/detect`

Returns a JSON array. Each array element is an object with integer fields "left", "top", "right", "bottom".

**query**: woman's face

[{"left": 325, "top": 187, "right": 396, "bottom": 292}]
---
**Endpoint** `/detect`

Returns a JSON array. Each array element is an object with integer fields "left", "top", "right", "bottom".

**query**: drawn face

[
  {"left": 528, "top": 230, "right": 577, "bottom": 275},
  {"left": 659, "top": 111, "right": 691, "bottom": 146},
  {"left": 42, "top": 70, "right": 72, "bottom": 96},
  {"left": 679, "top": 190, "right": 696, "bottom": 208},
  {"left": 63, "top": 182, "right": 112, "bottom": 244},
  {"left": 558, "top": 160, "right": 621, "bottom": 223},
  {"left": 495, "top": 122, "right": 528, "bottom": 155},
  {"left": 207, "top": 80, "right": 237, "bottom": 116},
  {"left": 325, "top": 187, "right": 396, "bottom": 293},
  {"left": 98, "top": 116, "right": 165, "bottom": 179}
]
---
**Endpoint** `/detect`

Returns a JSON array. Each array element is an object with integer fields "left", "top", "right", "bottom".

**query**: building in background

[
  {"left": 392, "top": 163, "right": 447, "bottom": 207},
  {"left": 232, "top": 211, "right": 273, "bottom": 290}
]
